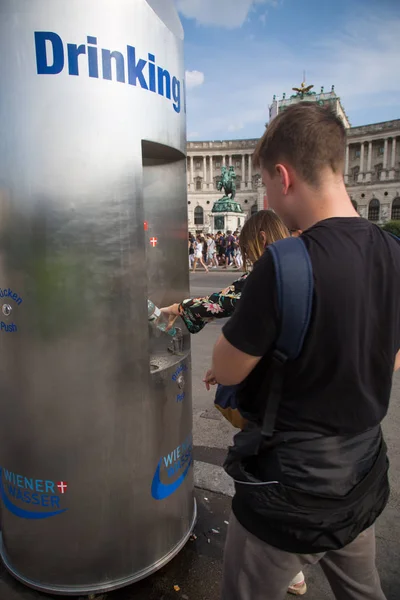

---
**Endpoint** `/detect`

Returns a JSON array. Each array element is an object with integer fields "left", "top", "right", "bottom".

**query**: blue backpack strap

[
  {"left": 269, "top": 237, "right": 314, "bottom": 359},
  {"left": 260, "top": 237, "right": 313, "bottom": 438}
]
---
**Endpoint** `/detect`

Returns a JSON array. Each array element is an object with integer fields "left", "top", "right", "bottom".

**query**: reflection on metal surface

[
  {"left": 0, "top": 499, "right": 197, "bottom": 595},
  {"left": 171, "top": 327, "right": 184, "bottom": 355},
  {"left": 0, "top": 0, "right": 193, "bottom": 595}
]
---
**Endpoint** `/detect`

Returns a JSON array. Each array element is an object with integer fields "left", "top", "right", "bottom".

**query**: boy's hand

[{"left": 203, "top": 369, "right": 218, "bottom": 391}]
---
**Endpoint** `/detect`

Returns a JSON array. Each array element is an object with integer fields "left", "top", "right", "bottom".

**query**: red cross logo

[
  {"left": 57, "top": 481, "right": 68, "bottom": 494},
  {"left": 150, "top": 237, "right": 158, "bottom": 247}
]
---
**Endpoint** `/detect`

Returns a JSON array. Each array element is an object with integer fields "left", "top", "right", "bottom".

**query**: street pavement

[{"left": 0, "top": 269, "right": 399, "bottom": 599}]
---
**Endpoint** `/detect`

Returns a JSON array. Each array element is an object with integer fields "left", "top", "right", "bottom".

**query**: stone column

[
  {"left": 257, "top": 183, "right": 265, "bottom": 211},
  {"left": 248, "top": 154, "right": 252, "bottom": 189},
  {"left": 389, "top": 137, "right": 397, "bottom": 179},
  {"left": 190, "top": 155, "right": 194, "bottom": 191},
  {"left": 357, "top": 143, "right": 364, "bottom": 183},
  {"left": 381, "top": 138, "right": 388, "bottom": 180},
  {"left": 344, "top": 145, "right": 349, "bottom": 184},
  {"left": 222, "top": 155, "right": 226, "bottom": 167},
  {"left": 241, "top": 154, "right": 246, "bottom": 190},
  {"left": 365, "top": 142, "right": 372, "bottom": 183},
  {"left": 209, "top": 156, "right": 213, "bottom": 189},
  {"left": 228, "top": 155, "right": 232, "bottom": 167},
  {"left": 392, "top": 137, "right": 397, "bottom": 168},
  {"left": 202, "top": 155, "right": 206, "bottom": 190}
]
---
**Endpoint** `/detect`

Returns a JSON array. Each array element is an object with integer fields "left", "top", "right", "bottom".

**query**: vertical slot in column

[{"left": 142, "top": 140, "right": 190, "bottom": 370}]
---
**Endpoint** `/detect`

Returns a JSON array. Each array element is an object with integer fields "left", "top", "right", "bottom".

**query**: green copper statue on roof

[{"left": 291, "top": 81, "right": 316, "bottom": 100}]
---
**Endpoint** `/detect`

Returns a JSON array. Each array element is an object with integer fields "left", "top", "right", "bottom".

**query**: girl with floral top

[{"left": 161, "top": 211, "right": 290, "bottom": 334}]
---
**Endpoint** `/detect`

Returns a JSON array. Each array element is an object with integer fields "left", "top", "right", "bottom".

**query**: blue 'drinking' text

[{"left": 34, "top": 32, "right": 183, "bottom": 114}]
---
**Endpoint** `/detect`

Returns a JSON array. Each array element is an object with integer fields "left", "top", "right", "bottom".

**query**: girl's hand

[
  {"left": 160, "top": 303, "right": 181, "bottom": 317},
  {"left": 160, "top": 304, "right": 180, "bottom": 331}
]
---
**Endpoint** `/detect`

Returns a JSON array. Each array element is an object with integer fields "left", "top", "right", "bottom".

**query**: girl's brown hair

[{"left": 239, "top": 210, "right": 289, "bottom": 269}]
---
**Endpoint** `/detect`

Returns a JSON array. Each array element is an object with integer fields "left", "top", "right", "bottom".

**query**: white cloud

[
  {"left": 228, "top": 123, "right": 244, "bottom": 132},
  {"left": 175, "top": 0, "right": 276, "bottom": 29},
  {"left": 185, "top": 70, "right": 205, "bottom": 90},
  {"left": 309, "top": 15, "right": 400, "bottom": 114},
  {"left": 259, "top": 11, "right": 268, "bottom": 24}
]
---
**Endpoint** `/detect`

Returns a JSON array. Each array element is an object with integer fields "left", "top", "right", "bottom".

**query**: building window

[
  {"left": 352, "top": 166, "right": 359, "bottom": 183},
  {"left": 392, "top": 197, "right": 400, "bottom": 220},
  {"left": 216, "top": 162, "right": 221, "bottom": 168},
  {"left": 194, "top": 206, "right": 204, "bottom": 225},
  {"left": 195, "top": 178, "right": 202, "bottom": 191},
  {"left": 374, "top": 163, "right": 383, "bottom": 181},
  {"left": 236, "top": 161, "right": 241, "bottom": 168},
  {"left": 251, "top": 204, "right": 258, "bottom": 216},
  {"left": 196, "top": 162, "right": 201, "bottom": 169},
  {"left": 354, "top": 150, "right": 361, "bottom": 158},
  {"left": 368, "top": 199, "right": 380, "bottom": 222},
  {"left": 378, "top": 147, "right": 384, "bottom": 155}
]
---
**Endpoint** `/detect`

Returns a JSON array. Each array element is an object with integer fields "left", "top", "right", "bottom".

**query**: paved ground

[{"left": 0, "top": 269, "right": 399, "bottom": 599}]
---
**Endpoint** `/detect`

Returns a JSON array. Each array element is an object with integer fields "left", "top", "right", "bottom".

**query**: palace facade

[{"left": 187, "top": 85, "right": 400, "bottom": 232}]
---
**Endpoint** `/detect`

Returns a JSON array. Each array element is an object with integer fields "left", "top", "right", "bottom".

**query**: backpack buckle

[{"left": 272, "top": 349, "right": 288, "bottom": 366}]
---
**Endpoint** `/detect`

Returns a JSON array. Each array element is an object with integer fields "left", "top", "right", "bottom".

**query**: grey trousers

[{"left": 221, "top": 513, "right": 387, "bottom": 600}]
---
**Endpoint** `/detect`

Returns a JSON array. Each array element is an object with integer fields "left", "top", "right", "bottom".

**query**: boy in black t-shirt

[{"left": 208, "top": 103, "right": 400, "bottom": 600}]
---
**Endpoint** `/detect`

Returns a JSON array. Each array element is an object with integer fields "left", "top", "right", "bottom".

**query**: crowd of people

[{"left": 188, "top": 230, "right": 243, "bottom": 272}]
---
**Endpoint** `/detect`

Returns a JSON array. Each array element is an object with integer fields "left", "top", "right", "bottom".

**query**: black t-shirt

[{"left": 223, "top": 217, "right": 400, "bottom": 435}]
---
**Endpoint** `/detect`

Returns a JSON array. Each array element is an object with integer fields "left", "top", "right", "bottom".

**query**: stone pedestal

[
  {"left": 212, "top": 211, "right": 244, "bottom": 232},
  {"left": 211, "top": 196, "right": 244, "bottom": 233}
]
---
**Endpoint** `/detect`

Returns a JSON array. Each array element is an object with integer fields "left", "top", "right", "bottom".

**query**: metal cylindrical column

[{"left": 0, "top": 0, "right": 194, "bottom": 595}]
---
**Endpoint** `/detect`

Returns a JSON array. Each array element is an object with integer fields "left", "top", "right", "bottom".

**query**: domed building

[{"left": 187, "top": 83, "right": 400, "bottom": 233}]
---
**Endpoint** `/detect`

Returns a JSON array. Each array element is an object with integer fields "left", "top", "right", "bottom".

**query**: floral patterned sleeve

[{"left": 178, "top": 273, "right": 249, "bottom": 334}]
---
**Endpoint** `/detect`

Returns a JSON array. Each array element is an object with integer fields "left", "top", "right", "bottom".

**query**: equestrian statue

[{"left": 217, "top": 166, "right": 237, "bottom": 201}]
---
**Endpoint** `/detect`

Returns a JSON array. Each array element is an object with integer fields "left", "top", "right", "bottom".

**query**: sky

[{"left": 174, "top": 0, "right": 400, "bottom": 141}]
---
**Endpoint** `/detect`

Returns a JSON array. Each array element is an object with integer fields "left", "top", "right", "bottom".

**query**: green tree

[{"left": 382, "top": 221, "right": 400, "bottom": 237}]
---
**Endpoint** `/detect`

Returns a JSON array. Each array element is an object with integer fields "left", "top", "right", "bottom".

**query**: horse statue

[{"left": 217, "top": 166, "right": 236, "bottom": 201}]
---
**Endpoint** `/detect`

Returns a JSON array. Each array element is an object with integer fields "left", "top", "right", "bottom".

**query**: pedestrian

[
  {"left": 188, "top": 233, "right": 195, "bottom": 270},
  {"left": 217, "top": 231, "right": 226, "bottom": 266},
  {"left": 209, "top": 102, "right": 400, "bottom": 600},
  {"left": 201, "top": 234, "right": 208, "bottom": 263},
  {"left": 160, "top": 210, "right": 307, "bottom": 596},
  {"left": 232, "top": 233, "right": 242, "bottom": 269},
  {"left": 193, "top": 234, "right": 209, "bottom": 273},
  {"left": 234, "top": 244, "right": 243, "bottom": 270},
  {"left": 224, "top": 230, "right": 235, "bottom": 268},
  {"left": 206, "top": 233, "right": 218, "bottom": 268}
]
